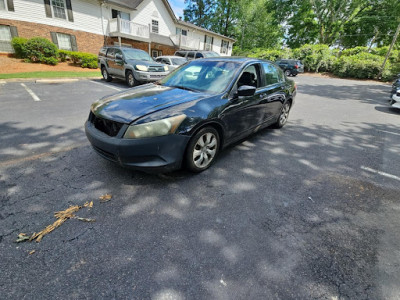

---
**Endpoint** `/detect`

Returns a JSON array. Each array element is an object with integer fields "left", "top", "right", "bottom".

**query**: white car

[
  {"left": 390, "top": 89, "right": 400, "bottom": 109},
  {"left": 155, "top": 56, "right": 187, "bottom": 72}
]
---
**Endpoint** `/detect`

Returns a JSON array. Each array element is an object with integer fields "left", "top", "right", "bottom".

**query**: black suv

[
  {"left": 98, "top": 46, "right": 169, "bottom": 87},
  {"left": 174, "top": 50, "right": 220, "bottom": 60},
  {"left": 275, "top": 59, "right": 304, "bottom": 77}
]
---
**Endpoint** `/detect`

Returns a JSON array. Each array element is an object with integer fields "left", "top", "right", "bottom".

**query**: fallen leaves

[
  {"left": 16, "top": 233, "right": 30, "bottom": 243},
  {"left": 15, "top": 195, "right": 112, "bottom": 243},
  {"left": 99, "top": 194, "right": 112, "bottom": 202}
]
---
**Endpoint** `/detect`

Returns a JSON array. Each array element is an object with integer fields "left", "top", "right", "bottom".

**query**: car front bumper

[
  {"left": 85, "top": 121, "right": 190, "bottom": 172},
  {"left": 390, "top": 93, "right": 400, "bottom": 109},
  {"left": 134, "top": 70, "right": 169, "bottom": 82}
]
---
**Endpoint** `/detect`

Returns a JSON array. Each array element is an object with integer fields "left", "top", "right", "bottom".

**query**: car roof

[
  {"left": 157, "top": 56, "right": 186, "bottom": 59},
  {"left": 193, "top": 56, "right": 273, "bottom": 64}
]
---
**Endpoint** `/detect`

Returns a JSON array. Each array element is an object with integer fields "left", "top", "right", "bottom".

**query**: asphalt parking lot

[{"left": 1, "top": 75, "right": 399, "bottom": 299}]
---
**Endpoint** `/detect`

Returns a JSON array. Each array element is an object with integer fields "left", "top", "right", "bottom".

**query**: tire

[
  {"left": 185, "top": 127, "right": 220, "bottom": 173},
  {"left": 101, "top": 66, "right": 112, "bottom": 82},
  {"left": 126, "top": 70, "right": 138, "bottom": 87},
  {"left": 274, "top": 101, "right": 291, "bottom": 128},
  {"left": 284, "top": 70, "right": 291, "bottom": 77}
]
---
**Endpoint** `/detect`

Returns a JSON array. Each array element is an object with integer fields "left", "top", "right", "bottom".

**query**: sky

[{"left": 168, "top": 0, "right": 186, "bottom": 19}]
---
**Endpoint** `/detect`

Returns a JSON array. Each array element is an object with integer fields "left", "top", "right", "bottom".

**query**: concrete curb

[{"left": 0, "top": 77, "right": 102, "bottom": 83}]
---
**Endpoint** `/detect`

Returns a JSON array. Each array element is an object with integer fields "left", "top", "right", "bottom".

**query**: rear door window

[
  {"left": 187, "top": 52, "right": 195, "bottom": 59},
  {"left": 106, "top": 48, "right": 115, "bottom": 58},
  {"left": 262, "top": 63, "right": 280, "bottom": 85}
]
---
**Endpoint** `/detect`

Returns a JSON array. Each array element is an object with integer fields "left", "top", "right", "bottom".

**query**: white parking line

[
  {"left": 361, "top": 166, "right": 400, "bottom": 182},
  {"left": 20, "top": 83, "right": 41, "bottom": 102},
  {"left": 89, "top": 80, "right": 122, "bottom": 92}
]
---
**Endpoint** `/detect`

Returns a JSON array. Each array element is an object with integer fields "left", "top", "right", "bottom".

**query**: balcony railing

[
  {"left": 109, "top": 18, "right": 150, "bottom": 40},
  {"left": 170, "top": 34, "right": 200, "bottom": 50}
]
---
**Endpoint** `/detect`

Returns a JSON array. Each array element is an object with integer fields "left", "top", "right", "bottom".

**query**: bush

[
  {"left": 25, "top": 37, "right": 58, "bottom": 64},
  {"left": 58, "top": 49, "right": 72, "bottom": 62},
  {"left": 41, "top": 56, "right": 59, "bottom": 65},
  {"left": 11, "top": 37, "right": 28, "bottom": 58},
  {"left": 332, "top": 53, "right": 384, "bottom": 79},
  {"left": 67, "top": 51, "right": 98, "bottom": 68}
]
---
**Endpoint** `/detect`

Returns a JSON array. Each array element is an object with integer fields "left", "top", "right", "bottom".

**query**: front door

[{"left": 221, "top": 63, "right": 266, "bottom": 142}]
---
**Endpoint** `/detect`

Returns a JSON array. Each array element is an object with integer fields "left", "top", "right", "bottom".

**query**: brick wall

[{"left": 0, "top": 18, "right": 104, "bottom": 54}]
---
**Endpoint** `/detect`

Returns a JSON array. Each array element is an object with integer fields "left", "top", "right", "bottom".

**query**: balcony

[
  {"left": 108, "top": 17, "right": 150, "bottom": 42},
  {"left": 170, "top": 34, "right": 200, "bottom": 50}
]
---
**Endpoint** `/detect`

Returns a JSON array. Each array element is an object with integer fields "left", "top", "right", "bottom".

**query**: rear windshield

[
  {"left": 203, "top": 51, "right": 220, "bottom": 58},
  {"left": 122, "top": 49, "right": 153, "bottom": 61},
  {"left": 171, "top": 57, "right": 187, "bottom": 65}
]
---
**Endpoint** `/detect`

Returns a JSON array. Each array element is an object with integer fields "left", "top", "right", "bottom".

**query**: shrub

[
  {"left": 41, "top": 56, "right": 59, "bottom": 65},
  {"left": 25, "top": 37, "right": 58, "bottom": 64},
  {"left": 58, "top": 49, "right": 72, "bottom": 62},
  {"left": 62, "top": 51, "right": 98, "bottom": 68},
  {"left": 11, "top": 37, "right": 28, "bottom": 58},
  {"left": 332, "top": 53, "right": 384, "bottom": 79}
]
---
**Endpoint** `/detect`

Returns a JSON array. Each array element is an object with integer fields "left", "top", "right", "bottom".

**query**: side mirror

[
  {"left": 115, "top": 54, "right": 123, "bottom": 61},
  {"left": 238, "top": 85, "right": 256, "bottom": 97}
]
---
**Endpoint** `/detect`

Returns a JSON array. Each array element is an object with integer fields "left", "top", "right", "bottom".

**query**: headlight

[
  {"left": 136, "top": 65, "right": 148, "bottom": 71},
  {"left": 123, "top": 115, "right": 186, "bottom": 139},
  {"left": 164, "top": 65, "right": 169, "bottom": 71}
]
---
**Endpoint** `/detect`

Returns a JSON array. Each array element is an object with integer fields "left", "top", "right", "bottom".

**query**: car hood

[
  {"left": 126, "top": 59, "right": 164, "bottom": 67},
  {"left": 91, "top": 84, "right": 206, "bottom": 124}
]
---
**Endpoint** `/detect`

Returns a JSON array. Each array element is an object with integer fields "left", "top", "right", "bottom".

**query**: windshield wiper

[{"left": 169, "top": 85, "right": 199, "bottom": 92}]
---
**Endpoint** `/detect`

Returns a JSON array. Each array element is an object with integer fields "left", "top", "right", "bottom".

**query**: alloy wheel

[{"left": 192, "top": 132, "right": 218, "bottom": 169}]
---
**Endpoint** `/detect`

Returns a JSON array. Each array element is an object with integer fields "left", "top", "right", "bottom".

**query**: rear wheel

[
  {"left": 284, "top": 70, "right": 291, "bottom": 77},
  {"left": 126, "top": 70, "right": 138, "bottom": 87},
  {"left": 102, "top": 66, "right": 112, "bottom": 82},
  {"left": 274, "top": 101, "right": 291, "bottom": 128},
  {"left": 185, "top": 127, "right": 220, "bottom": 173}
]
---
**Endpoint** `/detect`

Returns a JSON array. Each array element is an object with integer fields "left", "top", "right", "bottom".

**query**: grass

[{"left": 0, "top": 71, "right": 101, "bottom": 79}]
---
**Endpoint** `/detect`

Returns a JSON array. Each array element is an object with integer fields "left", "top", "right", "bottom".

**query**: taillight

[{"left": 295, "top": 65, "right": 299, "bottom": 69}]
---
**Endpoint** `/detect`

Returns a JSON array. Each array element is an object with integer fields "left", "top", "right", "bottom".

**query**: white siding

[
  {"left": 0, "top": 0, "right": 104, "bottom": 35},
  {"left": 132, "top": 0, "right": 175, "bottom": 36}
]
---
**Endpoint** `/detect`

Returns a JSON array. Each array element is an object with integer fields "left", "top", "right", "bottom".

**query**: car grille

[
  {"left": 148, "top": 65, "right": 165, "bottom": 72},
  {"left": 89, "top": 112, "right": 124, "bottom": 137}
]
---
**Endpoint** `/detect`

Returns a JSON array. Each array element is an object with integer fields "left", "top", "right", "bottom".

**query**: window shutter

[
  {"left": 50, "top": 32, "right": 58, "bottom": 47},
  {"left": 6, "top": 0, "right": 14, "bottom": 11},
  {"left": 65, "top": 0, "right": 74, "bottom": 22},
  {"left": 70, "top": 35, "right": 77, "bottom": 51},
  {"left": 10, "top": 26, "right": 18, "bottom": 37},
  {"left": 211, "top": 37, "right": 213, "bottom": 50},
  {"left": 44, "top": 0, "right": 52, "bottom": 18}
]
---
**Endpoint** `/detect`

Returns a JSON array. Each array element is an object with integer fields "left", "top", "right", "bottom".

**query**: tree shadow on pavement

[{"left": 1, "top": 118, "right": 400, "bottom": 299}]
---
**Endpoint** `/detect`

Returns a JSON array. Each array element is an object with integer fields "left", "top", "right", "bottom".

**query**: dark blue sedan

[{"left": 85, "top": 57, "right": 297, "bottom": 172}]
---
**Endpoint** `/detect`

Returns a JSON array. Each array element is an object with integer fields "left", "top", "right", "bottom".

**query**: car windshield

[
  {"left": 122, "top": 49, "right": 153, "bottom": 61},
  {"left": 159, "top": 60, "right": 240, "bottom": 94},
  {"left": 171, "top": 57, "right": 187, "bottom": 65},
  {"left": 203, "top": 52, "right": 220, "bottom": 58}
]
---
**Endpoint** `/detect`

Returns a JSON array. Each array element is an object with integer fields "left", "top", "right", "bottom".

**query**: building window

[
  {"left": 221, "top": 40, "right": 229, "bottom": 54},
  {"left": 0, "top": 25, "right": 15, "bottom": 53},
  {"left": 204, "top": 35, "right": 212, "bottom": 51},
  {"left": 176, "top": 28, "right": 187, "bottom": 36},
  {"left": 0, "top": 0, "right": 6, "bottom": 10},
  {"left": 111, "top": 9, "right": 130, "bottom": 20},
  {"left": 51, "top": 0, "right": 67, "bottom": 19},
  {"left": 151, "top": 49, "right": 162, "bottom": 58},
  {"left": 152, "top": 20, "right": 159, "bottom": 34},
  {"left": 51, "top": 32, "right": 77, "bottom": 51},
  {"left": 56, "top": 33, "right": 72, "bottom": 50}
]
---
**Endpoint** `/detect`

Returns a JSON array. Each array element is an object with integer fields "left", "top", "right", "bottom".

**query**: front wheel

[
  {"left": 185, "top": 127, "right": 220, "bottom": 173},
  {"left": 126, "top": 70, "right": 138, "bottom": 87},
  {"left": 102, "top": 66, "right": 112, "bottom": 82},
  {"left": 274, "top": 101, "right": 291, "bottom": 128}
]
